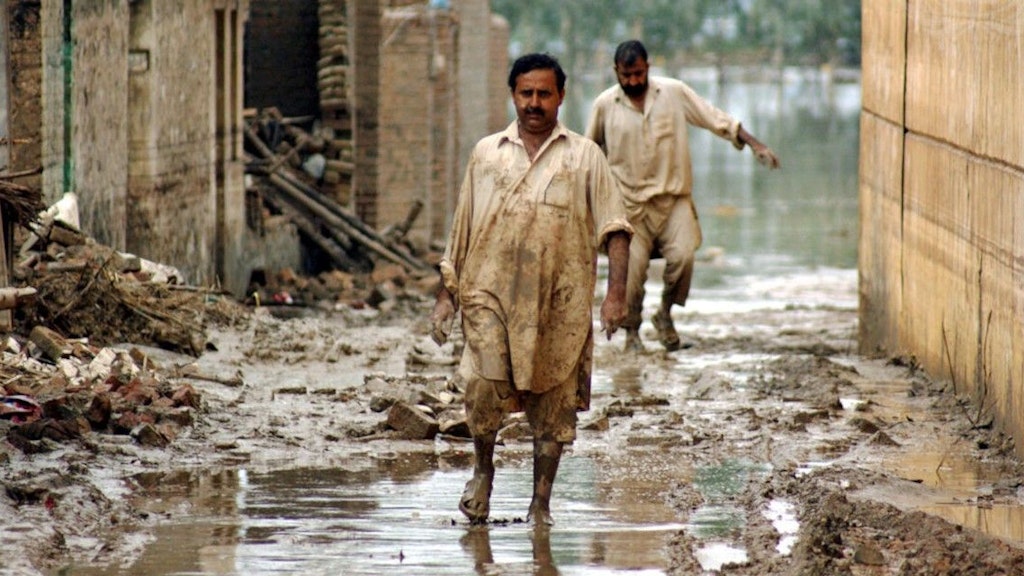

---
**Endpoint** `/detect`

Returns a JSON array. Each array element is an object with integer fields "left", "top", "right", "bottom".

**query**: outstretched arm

[{"left": 738, "top": 125, "right": 781, "bottom": 169}]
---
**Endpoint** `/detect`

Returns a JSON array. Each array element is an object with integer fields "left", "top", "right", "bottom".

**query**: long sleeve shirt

[
  {"left": 439, "top": 121, "right": 632, "bottom": 393},
  {"left": 585, "top": 76, "right": 744, "bottom": 213}
]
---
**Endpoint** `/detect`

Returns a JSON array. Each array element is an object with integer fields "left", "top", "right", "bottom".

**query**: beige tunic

[
  {"left": 439, "top": 121, "right": 632, "bottom": 395},
  {"left": 585, "top": 76, "right": 744, "bottom": 215}
]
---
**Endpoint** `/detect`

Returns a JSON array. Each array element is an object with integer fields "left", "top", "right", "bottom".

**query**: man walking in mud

[
  {"left": 586, "top": 40, "right": 780, "bottom": 353},
  {"left": 430, "top": 53, "right": 633, "bottom": 525}
]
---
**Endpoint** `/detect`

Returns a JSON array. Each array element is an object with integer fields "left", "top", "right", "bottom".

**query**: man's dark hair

[
  {"left": 507, "top": 53, "right": 566, "bottom": 92},
  {"left": 614, "top": 40, "right": 648, "bottom": 67}
]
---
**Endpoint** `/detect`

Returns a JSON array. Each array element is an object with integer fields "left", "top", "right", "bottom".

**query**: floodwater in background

[{"left": 59, "top": 70, "right": 863, "bottom": 575}]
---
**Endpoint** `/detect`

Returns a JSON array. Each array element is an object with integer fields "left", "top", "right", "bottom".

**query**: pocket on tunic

[
  {"left": 542, "top": 173, "right": 571, "bottom": 208},
  {"left": 652, "top": 116, "right": 675, "bottom": 140}
]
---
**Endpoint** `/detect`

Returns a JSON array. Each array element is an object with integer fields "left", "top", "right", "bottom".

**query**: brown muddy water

[{"left": 67, "top": 453, "right": 687, "bottom": 575}]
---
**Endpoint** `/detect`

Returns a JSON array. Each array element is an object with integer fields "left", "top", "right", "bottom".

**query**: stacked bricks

[{"left": 317, "top": 0, "right": 355, "bottom": 206}]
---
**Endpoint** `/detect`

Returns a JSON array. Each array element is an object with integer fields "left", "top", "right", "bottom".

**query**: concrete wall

[
  {"left": 859, "top": 1, "right": 1024, "bottom": 456},
  {"left": 126, "top": 0, "right": 248, "bottom": 292},
  {"left": 69, "top": 0, "right": 129, "bottom": 248},
  {"left": 452, "top": 0, "right": 488, "bottom": 181},
  {"left": 487, "top": 14, "right": 509, "bottom": 134}
]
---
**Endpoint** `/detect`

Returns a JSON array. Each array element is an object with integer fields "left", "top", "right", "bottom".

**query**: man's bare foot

[
  {"left": 623, "top": 328, "right": 644, "bottom": 353},
  {"left": 459, "top": 474, "right": 492, "bottom": 524},
  {"left": 526, "top": 502, "right": 554, "bottom": 526},
  {"left": 652, "top": 309, "right": 682, "bottom": 351}
]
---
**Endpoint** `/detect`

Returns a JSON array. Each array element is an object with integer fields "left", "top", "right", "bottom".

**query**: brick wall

[
  {"left": 351, "top": 0, "right": 381, "bottom": 226},
  {"left": 7, "top": 0, "right": 42, "bottom": 189},
  {"left": 377, "top": 5, "right": 457, "bottom": 242}
]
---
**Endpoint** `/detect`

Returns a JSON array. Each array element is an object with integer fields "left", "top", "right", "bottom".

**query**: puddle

[
  {"left": 763, "top": 500, "right": 799, "bottom": 555},
  {"left": 693, "top": 542, "right": 748, "bottom": 571},
  {"left": 59, "top": 453, "right": 685, "bottom": 575},
  {"left": 915, "top": 504, "right": 1024, "bottom": 544},
  {"left": 882, "top": 448, "right": 1024, "bottom": 545},
  {"left": 683, "top": 460, "right": 772, "bottom": 571}
]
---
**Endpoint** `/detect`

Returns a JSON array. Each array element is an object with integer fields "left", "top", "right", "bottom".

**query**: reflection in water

[
  {"left": 685, "top": 460, "right": 771, "bottom": 571},
  {"left": 917, "top": 505, "right": 1024, "bottom": 545},
  {"left": 460, "top": 526, "right": 564, "bottom": 576},
  {"left": 64, "top": 453, "right": 684, "bottom": 575}
]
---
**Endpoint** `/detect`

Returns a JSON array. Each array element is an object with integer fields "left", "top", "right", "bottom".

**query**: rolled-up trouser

[
  {"left": 624, "top": 194, "right": 702, "bottom": 331},
  {"left": 458, "top": 307, "right": 581, "bottom": 444}
]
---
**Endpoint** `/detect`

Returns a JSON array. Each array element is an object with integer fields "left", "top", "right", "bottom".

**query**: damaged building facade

[
  {"left": 1, "top": 0, "right": 509, "bottom": 296},
  {"left": 245, "top": 0, "right": 508, "bottom": 251},
  {"left": 2, "top": 0, "right": 249, "bottom": 294}
]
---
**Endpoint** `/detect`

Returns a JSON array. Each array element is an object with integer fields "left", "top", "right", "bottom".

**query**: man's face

[
  {"left": 615, "top": 59, "right": 649, "bottom": 98},
  {"left": 512, "top": 68, "right": 564, "bottom": 136}
]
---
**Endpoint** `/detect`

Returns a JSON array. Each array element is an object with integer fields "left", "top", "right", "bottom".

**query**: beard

[{"left": 620, "top": 81, "right": 647, "bottom": 98}]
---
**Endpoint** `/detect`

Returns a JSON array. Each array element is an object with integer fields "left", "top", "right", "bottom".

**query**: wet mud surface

[{"left": 3, "top": 270, "right": 1024, "bottom": 575}]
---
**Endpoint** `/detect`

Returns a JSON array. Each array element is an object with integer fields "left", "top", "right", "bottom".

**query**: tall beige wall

[{"left": 859, "top": 0, "right": 1024, "bottom": 456}]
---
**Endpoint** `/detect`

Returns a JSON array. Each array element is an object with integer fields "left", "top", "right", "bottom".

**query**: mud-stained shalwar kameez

[{"left": 439, "top": 121, "right": 632, "bottom": 442}]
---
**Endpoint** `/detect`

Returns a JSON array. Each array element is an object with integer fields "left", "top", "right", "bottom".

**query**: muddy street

[
  {"left": 1, "top": 68, "right": 1021, "bottom": 576},
  {"left": 2, "top": 264, "right": 1023, "bottom": 576}
]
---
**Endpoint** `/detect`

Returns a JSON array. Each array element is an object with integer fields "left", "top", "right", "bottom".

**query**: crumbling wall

[
  {"left": 859, "top": 0, "right": 1024, "bottom": 456},
  {"left": 378, "top": 5, "right": 457, "bottom": 245}
]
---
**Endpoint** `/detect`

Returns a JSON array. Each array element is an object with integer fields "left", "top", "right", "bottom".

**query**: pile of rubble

[
  {"left": 244, "top": 107, "right": 436, "bottom": 276},
  {"left": 0, "top": 193, "right": 247, "bottom": 455},
  {"left": 1, "top": 343, "right": 202, "bottom": 453}
]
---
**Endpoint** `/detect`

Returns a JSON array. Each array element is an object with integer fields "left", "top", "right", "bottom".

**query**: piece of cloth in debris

[{"left": 440, "top": 121, "right": 631, "bottom": 407}]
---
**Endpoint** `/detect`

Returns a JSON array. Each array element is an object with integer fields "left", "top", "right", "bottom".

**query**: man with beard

[
  {"left": 431, "top": 53, "right": 632, "bottom": 525},
  {"left": 586, "top": 40, "right": 780, "bottom": 353}
]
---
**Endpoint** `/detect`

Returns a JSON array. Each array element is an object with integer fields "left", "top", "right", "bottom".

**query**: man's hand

[
  {"left": 599, "top": 292, "right": 627, "bottom": 340},
  {"left": 601, "top": 231, "right": 630, "bottom": 340},
  {"left": 430, "top": 288, "right": 456, "bottom": 346},
  {"left": 752, "top": 144, "right": 780, "bottom": 169},
  {"left": 737, "top": 125, "right": 780, "bottom": 170}
]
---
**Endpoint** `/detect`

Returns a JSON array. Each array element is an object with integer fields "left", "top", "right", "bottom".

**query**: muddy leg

[
  {"left": 527, "top": 439, "right": 563, "bottom": 525},
  {"left": 460, "top": 433, "right": 496, "bottom": 524}
]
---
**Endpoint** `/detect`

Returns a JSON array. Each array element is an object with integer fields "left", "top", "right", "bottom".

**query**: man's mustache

[{"left": 525, "top": 107, "right": 543, "bottom": 115}]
